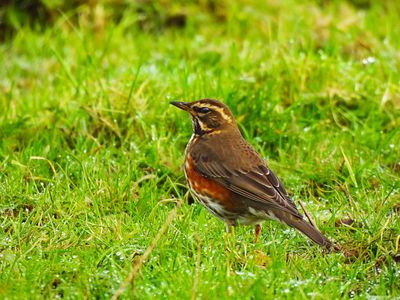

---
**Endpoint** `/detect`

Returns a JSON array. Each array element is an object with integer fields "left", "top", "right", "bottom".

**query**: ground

[{"left": 0, "top": 0, "right": 399, "bottom": 299}]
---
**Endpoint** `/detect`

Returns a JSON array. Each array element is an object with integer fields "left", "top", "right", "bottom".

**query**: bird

[{"left": 171, "top": 99, "right": 332, "bottom": 248}]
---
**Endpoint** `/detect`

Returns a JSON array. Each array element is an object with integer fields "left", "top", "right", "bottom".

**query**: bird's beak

[{"left": 170, "top": 101, "right": 191, "bottom": 112}]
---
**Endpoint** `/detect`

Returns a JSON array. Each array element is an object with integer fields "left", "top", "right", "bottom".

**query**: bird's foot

[{"left": 253, "top": 224, "right": 262, "bottom": 243}]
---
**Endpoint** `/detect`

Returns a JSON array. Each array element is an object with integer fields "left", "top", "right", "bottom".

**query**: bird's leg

[
  {"left": 225, "top": 220, "right": 236, "bottom": 234},
  {"left": 224, "top": 220, "right": 237, "bottom": 252},
  {"left": 254, "top": 224, "right": 262, "bottom": 243}
]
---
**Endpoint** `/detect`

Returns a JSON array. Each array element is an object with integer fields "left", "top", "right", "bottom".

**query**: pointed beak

[{"left": 170, "top": 101, "right": 191, "bottom": 112}]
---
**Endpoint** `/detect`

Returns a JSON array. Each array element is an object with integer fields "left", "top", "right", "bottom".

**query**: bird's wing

[{"left": 190, "top": 139, "right": 303, "bottom": 218}]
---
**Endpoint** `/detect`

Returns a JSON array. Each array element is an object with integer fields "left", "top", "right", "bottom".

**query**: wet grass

[{"left": 1, "top": 0, "right": 400, "bottom": 299}]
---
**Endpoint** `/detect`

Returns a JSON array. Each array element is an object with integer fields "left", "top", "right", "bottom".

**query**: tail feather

[{"left": 284, "top": 215, "right": 332, "bottom": 248}]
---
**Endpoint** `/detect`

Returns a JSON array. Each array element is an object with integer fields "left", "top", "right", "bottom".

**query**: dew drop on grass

[
  {"left": 195, "top": 35, "right": 204, "bottom": 43},
  {"left": 227, "top": 286, "right": 234, "bottom": 296},
  {"left": 289, "top": 279, "right": 299, "bottom": 287},
  {"left": 362, "top": 57, "right": 376, "bottom": 65},
  {"left": 116, "top": 252, "right": 124, "bottom": 261},
  {"left": 145, "top": 64, "right": 157, "bottom": 75},
  {"left": 239, "top": 75, "right": 255, "bottom": 83},
  {"left": 318, "top": 50, "right": 327, "bottom": 60},
  {"left": 130, "top": 142, "right": 139, "bottom": 154},
  {"left": 151, "top": 125, "right": 157, "bottom": 141},
  {"left": 235, "top": 271, "right": 244, "bottom": 276}
]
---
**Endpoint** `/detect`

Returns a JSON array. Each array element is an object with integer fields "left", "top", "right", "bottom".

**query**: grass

[{"left": 1, "top": 0, "right": 400, "bottom": 298}]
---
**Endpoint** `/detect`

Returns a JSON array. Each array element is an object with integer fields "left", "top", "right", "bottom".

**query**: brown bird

[{"left": 171, "top": 99, "right": 332, "bottom": 248}]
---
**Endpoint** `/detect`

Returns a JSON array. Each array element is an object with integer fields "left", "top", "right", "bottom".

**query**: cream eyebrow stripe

[{"left": 197, "top": 104, "right": 232, "bottom": 123}]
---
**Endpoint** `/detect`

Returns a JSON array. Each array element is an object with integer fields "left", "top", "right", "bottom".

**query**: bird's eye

[
  {"left": 200, "top": 107, "right": 210, "bottom": 113},
  {"left": 195, "top": 107, "right": 211, "bottom": 114}
]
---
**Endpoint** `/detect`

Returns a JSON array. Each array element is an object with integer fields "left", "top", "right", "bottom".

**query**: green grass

[{"left": 1, "top": 0, "right": 400, "bottom": 299}]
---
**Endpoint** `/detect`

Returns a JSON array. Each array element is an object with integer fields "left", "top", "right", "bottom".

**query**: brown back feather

[{"left": 188, "top": 129, "right": 303, "bottom": 219}]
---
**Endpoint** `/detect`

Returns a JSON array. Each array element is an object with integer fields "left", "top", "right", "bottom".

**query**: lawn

[{"left": 1, "top": 0, "right": 399, "bottom": 299}]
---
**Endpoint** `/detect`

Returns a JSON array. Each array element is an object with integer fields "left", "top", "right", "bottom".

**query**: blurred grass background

[{"left": 1, "top": 0, "right": 400, "bottom": 299}]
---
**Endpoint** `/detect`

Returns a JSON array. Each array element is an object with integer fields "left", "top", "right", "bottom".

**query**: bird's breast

[{"left": 184, "top": 154, "right": 232, "bottom": 205}]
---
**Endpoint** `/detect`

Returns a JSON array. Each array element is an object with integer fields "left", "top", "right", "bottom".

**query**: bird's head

[{"left": 171, "top": 99, "right": 236, "bottom": 135}]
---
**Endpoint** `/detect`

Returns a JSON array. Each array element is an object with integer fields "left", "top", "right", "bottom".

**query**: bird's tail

[{"left": 284, "top": 215, "right": 332, "bottom": 248}]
